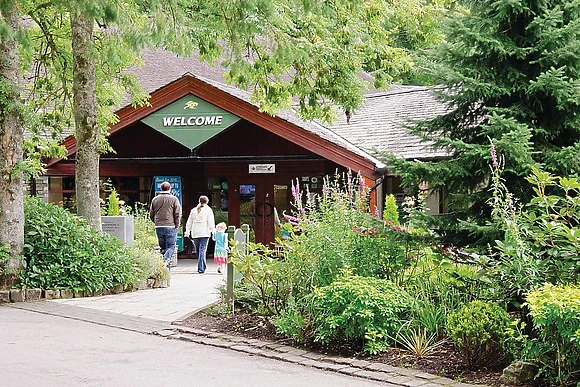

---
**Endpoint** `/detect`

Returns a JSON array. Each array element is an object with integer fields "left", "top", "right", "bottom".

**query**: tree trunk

[
  {"left": 0, "top": 0, "right": 25, "bottom": 286},
  {"left": 71, "top": 9, "right": 101, "bottom": 230}
]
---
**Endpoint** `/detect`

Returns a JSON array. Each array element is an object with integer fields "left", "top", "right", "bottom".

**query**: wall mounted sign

[
  {"left": 249, "top": 164, "right": 276, "bottom": 174},
  {"left": 141, "top": 94, "right": 241, "bottom": 149},
  {"left": 153, "top": 176, "right": 183, "bottom": 251},
  {"left": 153, "top": 176, "right": 182, "bottom": 204}
]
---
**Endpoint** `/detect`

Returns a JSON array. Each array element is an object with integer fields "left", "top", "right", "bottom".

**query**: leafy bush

[
  {"left": 130, "top": 246, "right": 169, "bottom": 282},
  {"left": 21, "top": 196, "right": 139, "bottom": 291},
  {"left": 311, "top": 271, "right": 413, "bottom": 354},
  {"left": 489, "top": 166, "right": 580, "bottom": 310},
  {"left": 525, "top": 284, "right": 580, "bottom": 386},
  {"left": 347, "top": 222, "right": 418, "bottom": 282},
  {"left": 224, "top": 280, "right": 267, "bottom": 315},
  {"left": 274, "top": 295, "right": 308, "bottom": 342},
  {"left": 284, "top": 172, "right": 371, "bottom": 288},
  {"left": 405, "top": 260, "right": 485, "bottom": 337},
  {"left": 231, "top": 242, "right": 295, "bottom": 315},
  {"left": 128, "top": 203, "right": 169, "bottom": 281},
  {"left": 282, "top": 171, "right": 431, "bottom": 289},
  {"left": 446, "top": 300, "right": 512, "bottom": 370},
  {"left": 132, "top": 203, "right": 158, "bottom": 249}
]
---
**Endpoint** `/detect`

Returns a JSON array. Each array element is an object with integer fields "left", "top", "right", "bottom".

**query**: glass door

[{"left": 233, "top": 179, "right": 293, "bottom": 245}]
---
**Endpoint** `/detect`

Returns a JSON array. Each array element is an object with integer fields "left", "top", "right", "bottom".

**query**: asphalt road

[{"left": 0, "top": 307, "right": 389, "bottom": 387}]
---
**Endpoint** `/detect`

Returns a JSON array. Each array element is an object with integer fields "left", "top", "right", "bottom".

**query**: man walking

[{"left": 149, "top": 181, "right": 181, "bottom": 268}]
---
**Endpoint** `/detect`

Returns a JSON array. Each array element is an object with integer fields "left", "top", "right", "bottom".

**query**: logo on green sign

[{"left": 141, "top": 94, "right": 240, "bottom": 149}]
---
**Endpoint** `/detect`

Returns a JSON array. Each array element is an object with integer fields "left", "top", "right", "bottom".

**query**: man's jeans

[
  {"left": 193, "top": 237, "right": 209, "bottom": 273},
  {"left": 156, "top": 227, "right": 177, "bottom": 268}
]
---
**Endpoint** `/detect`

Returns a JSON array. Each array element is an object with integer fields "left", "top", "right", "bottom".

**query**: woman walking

[{"left": 185, "top": 195, "right": 215, "bottom": 274}]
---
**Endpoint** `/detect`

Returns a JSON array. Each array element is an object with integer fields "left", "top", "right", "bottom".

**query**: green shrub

[
  {"left": 230, "top": 280, "right": 263, "bottom": 312},
  {"left": 106, "top": 188, "right": 121, "bottom": 216},
  {"left": 129, "top": 246, "right": 169, "bottom": 282},
  {"left": 274, "top": 295, "right": 308, "bottom": 342},
  {"left": 231, "top": 242, "right": 294, "bottom": 315},
  {"left": 446, "top": 300, "right": 512, "bottom": 370},
  {"left": 347, "top": 221, "right": 415, "bottom": 282},
  {"left": 280, "top": 171, "right": 430, "bottom": 290},
  {"left": 405, "top": 260, "right": 485, "bottom": 337},
  {"left": 311, "top": 271, "right": 413, "bottom": 354},
  {"left": 21, "top": 196, "right": 139, "bottom": 291},
  {"left": 525, "top": 284, "right": 580, "bottom": 386},
  {"left": 383, "top": 194, "right": 400, "bottom": 225},
  {"left": 489, "top": 167, "right": 580, "bottom": 310},
  {"left": 132, "top": 203, "right": 158, "bottom": 249},
  {"left": 126, "top": 203, "right": 169, "bottom": 282}
]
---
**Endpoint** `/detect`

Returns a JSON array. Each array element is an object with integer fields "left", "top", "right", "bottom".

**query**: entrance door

[
  {"left": 237, "top": 181, "right": 273, "bottom": 244},
  {"left": 236, "top": 179, "right": 295, "bottom": 244}
]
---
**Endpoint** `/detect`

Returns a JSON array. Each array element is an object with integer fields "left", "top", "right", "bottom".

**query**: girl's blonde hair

[{"left": 215, "top": 222, "right": 227, "bottom": 232}]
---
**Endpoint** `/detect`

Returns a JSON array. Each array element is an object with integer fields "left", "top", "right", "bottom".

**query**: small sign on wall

[{"left": 249, "top": 164, "right": 275, "bottom": 174}]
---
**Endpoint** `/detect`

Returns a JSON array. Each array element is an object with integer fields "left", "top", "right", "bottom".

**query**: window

[{"left": 48, "top": 177, "right": 76, "bottom": 210}]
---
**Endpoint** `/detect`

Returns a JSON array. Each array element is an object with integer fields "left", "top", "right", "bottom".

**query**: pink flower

[{"left": 490, "top": 140, "right": 498, "bottom": 167}]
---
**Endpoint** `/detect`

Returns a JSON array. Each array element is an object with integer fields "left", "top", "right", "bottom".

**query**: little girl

[{"left": 213, "top": 222, "right": 228, "bottom": 274}]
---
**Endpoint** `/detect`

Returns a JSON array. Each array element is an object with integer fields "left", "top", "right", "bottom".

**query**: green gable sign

[{"left": 141, "top": 94, "right": 240, "bottom": 149}]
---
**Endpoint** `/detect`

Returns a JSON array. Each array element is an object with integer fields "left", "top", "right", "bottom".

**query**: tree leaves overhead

[
  {"left": 144, "top": 0, "right": 454, "bottom": 122},
  {"left": 16, "top": 0, "right": 454, "bottom": 129}
]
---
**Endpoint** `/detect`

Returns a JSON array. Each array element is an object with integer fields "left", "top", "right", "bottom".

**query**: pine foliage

[{"left": 388, "top": 0, "right": 580, "bottom": 246}]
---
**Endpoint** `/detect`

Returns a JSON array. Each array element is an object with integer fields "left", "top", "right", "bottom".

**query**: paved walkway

[
  {"left": 7, "top": 258, "right": 485, "bottom": 387},
  {"left": 51, "top": 259, "right": 223, "bottom": 322}
]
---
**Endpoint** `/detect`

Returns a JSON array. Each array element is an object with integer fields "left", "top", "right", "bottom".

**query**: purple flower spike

[
  {"left": 490, "top": 142, "right": 498, "bottom": 167},
  {"left": 291, "top": 179, "right": 302, "bottom": 204}
]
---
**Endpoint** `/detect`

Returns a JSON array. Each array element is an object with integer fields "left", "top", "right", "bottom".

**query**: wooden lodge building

[{"left": 38, "top": 49, "right": 448, "bottom": 247}]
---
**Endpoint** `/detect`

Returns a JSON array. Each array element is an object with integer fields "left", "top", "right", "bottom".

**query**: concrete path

[
  {"left": 1, "top": 306, "right": 391, "bottom": 387},
  {"left": 51, "top": 259, "right": 223, "bottom": 322}
]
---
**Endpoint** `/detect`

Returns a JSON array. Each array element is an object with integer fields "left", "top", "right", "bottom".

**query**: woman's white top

[{"left": 185, "top": 205, "right": 216, "bottom": 238}]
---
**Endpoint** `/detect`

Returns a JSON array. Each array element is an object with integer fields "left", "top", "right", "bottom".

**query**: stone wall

[{"left": 24, "top": 176, "right": 49, "bottom": 202}]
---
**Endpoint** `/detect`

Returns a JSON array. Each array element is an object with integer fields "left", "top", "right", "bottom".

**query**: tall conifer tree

[{"left": 389, "top": 0, "right": 580, "bottom": 246}]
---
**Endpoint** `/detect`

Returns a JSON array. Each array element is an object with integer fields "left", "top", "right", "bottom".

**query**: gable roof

[
  {"left": 126, "top": 49, "right": 388, "bottom": 171},
  {"left": 48, "top": 49, "right": 449, "bottom": 178},
  {"left": 49, "top": 72, "right": 384, "bottom": 178},
  {"left": 128, "top": 49, "right": 448, "bottom": 162}
]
